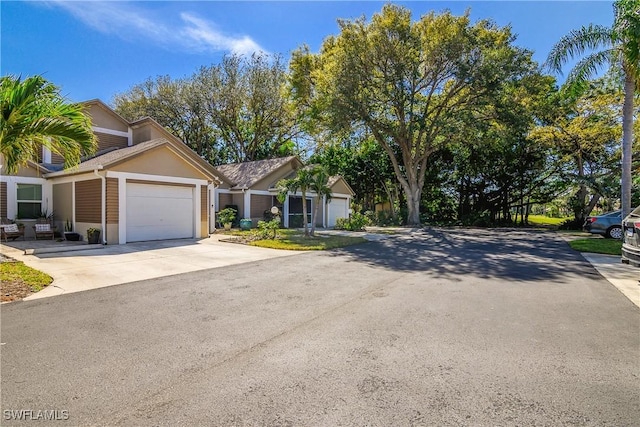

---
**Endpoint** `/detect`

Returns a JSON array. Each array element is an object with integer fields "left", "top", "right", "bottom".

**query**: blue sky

[{"left": 2, "top": 1, "right": 614, "bottom": 104}]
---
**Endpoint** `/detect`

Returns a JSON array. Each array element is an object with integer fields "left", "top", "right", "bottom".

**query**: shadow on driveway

[{"left": 333, "top": 228, "right": 599, "bottom": 283}]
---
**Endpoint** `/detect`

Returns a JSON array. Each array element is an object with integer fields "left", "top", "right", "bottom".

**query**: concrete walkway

[{"left": 581, "top": 253, "right": 640, "bottom": 308}]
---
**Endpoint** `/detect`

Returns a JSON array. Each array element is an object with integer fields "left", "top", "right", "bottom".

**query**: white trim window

[{"left": 16, "top": 183, "right": 43, "bottom": 219}]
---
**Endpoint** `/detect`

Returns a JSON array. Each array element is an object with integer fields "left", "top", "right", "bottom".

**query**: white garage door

[
  {"left": 328, "top": 197, "right": 348, "bottom": 227},
  {"left": 126, "top": 183, "right": 194, "bottom": 242}
]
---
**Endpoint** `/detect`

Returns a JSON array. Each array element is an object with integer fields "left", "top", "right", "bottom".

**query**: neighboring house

[
  {"left": 214, "top": 157, "right": 354, "bottom": 228},
  {"left": 0, "top": 100, "right": 355, "bottom": 244},
  {"left": 0, "top": 100, "right": 226, "bottom": 244}
]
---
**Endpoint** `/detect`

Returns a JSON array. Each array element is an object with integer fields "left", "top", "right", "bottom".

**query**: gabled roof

[
  {"left": 43, "top": 139, "right": 223, "bottom": 183},
  {"left": 43, "top": 139, "right": 167, "bottom": 177},
  {"left": 81, "top": 99, "right": 130, "bottom": 126},
  {"left": 214, "top": 156, "right": 303, "bottom": 190},
  {"left": 327, "top": 175, "right": 356, "bottom": 196}
]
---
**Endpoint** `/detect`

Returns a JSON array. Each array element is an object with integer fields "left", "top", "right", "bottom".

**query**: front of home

[
  {"left": 0, "top": 100, "right": 354, "bottom": 244},
  {"left": 214, "top": 157, "right": 354, "bottom": 229},
  {"left": 1, "top": 100, "right": 224, "bottom": 244}
]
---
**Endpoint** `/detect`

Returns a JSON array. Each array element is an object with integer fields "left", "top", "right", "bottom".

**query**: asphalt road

[{"left": 2, "top": 229, "right": 639, "bottom": 426}]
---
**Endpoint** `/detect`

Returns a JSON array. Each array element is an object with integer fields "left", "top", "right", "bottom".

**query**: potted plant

[
  {"left": 239, "top": 218, "right": 253, "bottom": 230},
  {"left": 64, "top": 219, "right": 81, "bottom": 241},
  {"left": 86, "top": 227, "right": 101, "bottom": 244},
  {"left": 218, "top": 208, "right": 237, "bottom": 231}
]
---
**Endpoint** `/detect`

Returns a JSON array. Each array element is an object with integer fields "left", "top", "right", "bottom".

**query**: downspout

[{"left": 94, "top": 169, "right": 106, "bottom": 244}]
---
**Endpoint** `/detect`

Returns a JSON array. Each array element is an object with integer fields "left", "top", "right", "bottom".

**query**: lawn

[
  {"left": 0, "top": 260, "right": 53, "bottom": 301},
  {"left": 567, "top": 237, "right": 622, "bottom": 256},
  {"left": 222, "top": 229, "right": 368, "bottom": 250},
  {"left": 527, "top": 215, "right": 571, "bottom": 226}
]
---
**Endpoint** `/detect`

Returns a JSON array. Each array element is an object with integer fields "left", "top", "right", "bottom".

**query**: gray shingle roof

[{"left": 214, "top": 156, "right": 299, "bottom": 189}]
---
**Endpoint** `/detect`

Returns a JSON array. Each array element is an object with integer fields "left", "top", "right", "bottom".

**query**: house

[
  {"left": 214, "top": 157, "right": 354, "bottom": 228},
  {"left": 0, "top": 100, "right": 354, "bottom": 244},
  {"left": 0, "top": 100, "right": 226, "bottom": 244}
]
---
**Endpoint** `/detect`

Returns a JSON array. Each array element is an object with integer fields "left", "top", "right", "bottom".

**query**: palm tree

[
  {"left": 277, "top": 167, "right": 316, "bottom": 237},
  {"left": 308, "top": 167, "right": 333, "bottom": 237},
  {"left": 546, "top": 0, "right": 639, "bottom": 219},
  {"left": 0, "top": 75, "right": 97, "bottom": 174}
]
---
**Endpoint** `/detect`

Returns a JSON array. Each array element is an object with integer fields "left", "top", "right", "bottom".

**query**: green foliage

[
  {"left": 546, "top": 0, "right": 637, "bottom": 219},
  {"left": 218, "top": 208, "right": 237, "bottom": 225},
  {"left": 335, "top": 212, "right": 370, "bottom": 231},
  {"left": 253, "top": 218, "right": 280, "bottom": 240},
  {"left": 0, "top": 75, "right": 97, "bottom": 174},
  {"left": 365, "top": 210, "right": 402, "bottom": 227},
  {"left": 291, "top": 4, "right": 544, "bottom": 225},
  {"left": 114, "top": 53, "right": 297, "bottom": 164}
]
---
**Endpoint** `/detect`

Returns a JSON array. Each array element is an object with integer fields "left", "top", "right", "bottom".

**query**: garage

[
  {"left": 126, "top": 182, "right": 194, "bottom": 242},
  {"left": 327, "top": 197, "right": 349, "bottom": 228}
]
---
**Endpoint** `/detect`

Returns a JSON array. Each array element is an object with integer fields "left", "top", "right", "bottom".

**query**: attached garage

[
  {"left": 327, "top": 197, "right": 349, "bottom": 228},
  {"left": 126, "top": 182, "right": 194, "bottom": 242}
]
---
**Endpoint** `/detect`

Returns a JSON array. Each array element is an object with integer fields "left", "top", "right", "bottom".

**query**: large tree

[
  {"left": 290, "top": 5, "right": 537, "bottom": 224},
  {"left": 546, "top": 0, "right": 639, "bottom": 218},
  {"left": 114, "top": 53, "right": 298, "bottom": 165},
  {"left": 0, "top": 75, "right": 96, "bottom": 174},
  {"left": 531, "top": 81, "right": 622, "bottom": 224}
]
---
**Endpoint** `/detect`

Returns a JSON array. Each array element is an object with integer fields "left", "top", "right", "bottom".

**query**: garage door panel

[
  {"left": 328, "top": 198, "right": 348, "bottom": 228},
  {"left": 126, "top": 183, "right": 194, "bottom": 242}
]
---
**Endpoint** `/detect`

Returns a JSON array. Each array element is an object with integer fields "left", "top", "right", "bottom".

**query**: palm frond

[
  {"left": 545, "top": 24, "right": 614, "bottom": 73},
  {"left": 563, "top": 49, "right": 620, "bottom": 95}
]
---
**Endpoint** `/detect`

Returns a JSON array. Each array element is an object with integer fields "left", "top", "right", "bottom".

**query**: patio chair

[
  {"left": 33, "top": 222, "right": 55, "bottom": 240},
  {"left": 1, "top": 223, "right": 25, "bottom": 242}
]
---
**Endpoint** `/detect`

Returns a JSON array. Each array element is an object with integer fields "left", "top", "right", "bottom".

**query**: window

[{"left": 17, "top": 184, "right": 42, "bottom": 219}]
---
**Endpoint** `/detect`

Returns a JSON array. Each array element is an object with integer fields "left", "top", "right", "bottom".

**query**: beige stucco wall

[
  {"left": 330, "top": 179, "right": 353, "bottom": 196},
  {"left": 110, "top": 146, "right": 209, "bottom": 180},
  {"left": 252, "top": 162, "right": 298, "bottom": 191},
  {"left": 106, "top": 224, "right": 119, "bottom": 245},
  {"left": 86, "top": 104, "right": 129, "bottom": 132},
  {"left": 132, "top": 122, "right": 170, "bottom": 145},
  {"left": 52, "top": 182, "right": 73, "bottom": 231}
]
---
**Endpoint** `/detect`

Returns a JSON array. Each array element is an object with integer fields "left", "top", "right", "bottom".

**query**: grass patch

[
  {"left": 527, "top": 215, "right": 571, "bottom": 226},
  {"left": 568, "top": 238, "right": 622, "bottom": 256},
  {"left": 1, "top": 261, "right": 53, "bottom": 301},
  {"left": 250, "top": 234, "right": 368, "bottom": 250},
  {"left": 220, "top": 228, "right": 368, "bottom": 250}
]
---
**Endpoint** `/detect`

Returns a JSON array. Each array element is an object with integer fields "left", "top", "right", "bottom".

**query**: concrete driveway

[{"left": 1, "top": 235, "right": 300, "bottom": 300}]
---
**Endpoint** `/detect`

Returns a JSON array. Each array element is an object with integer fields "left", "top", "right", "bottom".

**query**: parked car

[
  {"left": 621, "top": 206, "right": 640, "bottom": 268},
  {"left": 583, "top": 210, "right": 623, "bottom": 239}
]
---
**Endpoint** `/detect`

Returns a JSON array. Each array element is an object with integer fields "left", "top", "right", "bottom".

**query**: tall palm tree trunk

[{"left": 621, "top": 71, "right": 635, "bottom": 218}]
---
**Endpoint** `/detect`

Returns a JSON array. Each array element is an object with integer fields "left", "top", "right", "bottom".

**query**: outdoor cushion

[
  {"left": 4, "top": 224, "right": 19, "bottom": 233},
  {"left": 35, "top": 223, "right": 51, "bottom": 232}
]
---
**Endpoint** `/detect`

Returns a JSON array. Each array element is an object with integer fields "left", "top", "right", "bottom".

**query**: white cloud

[{"left": 48, "top": 1, "right": 266, "bottom": 56}]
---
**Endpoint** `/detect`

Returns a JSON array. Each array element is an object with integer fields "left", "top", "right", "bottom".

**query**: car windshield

[{"left": 629, "top": 206, "right": 640, "bottom": 217}]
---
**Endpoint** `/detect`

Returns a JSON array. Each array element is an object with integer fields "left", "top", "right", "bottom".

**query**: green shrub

[
  {"left": 218, "top": 208, "right": 237, "bottom": 225},
  {"left": 253, "top": 218, "right": 280, "bottom": 240},
  {"left": 335, "top": 212, "right": 369, "bottom": 231}
]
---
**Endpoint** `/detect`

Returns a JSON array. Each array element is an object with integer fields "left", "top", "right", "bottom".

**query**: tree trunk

[
  {"left": 311, "top": 196, "right": 321, "bottom": 237},
  {"left": 621, "top": 71, "right": 634, "bottom": 219},
  {"left": 301, "top": 192, "right": 309, "bottom": 237},
  {"left": 404, "top": 184, "right": 422, "bottom": 226}
]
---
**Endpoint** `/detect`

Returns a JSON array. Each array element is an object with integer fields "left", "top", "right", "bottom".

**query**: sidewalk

[{"left": 581, "top": 253, "right": 640, "bottom": 308}]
